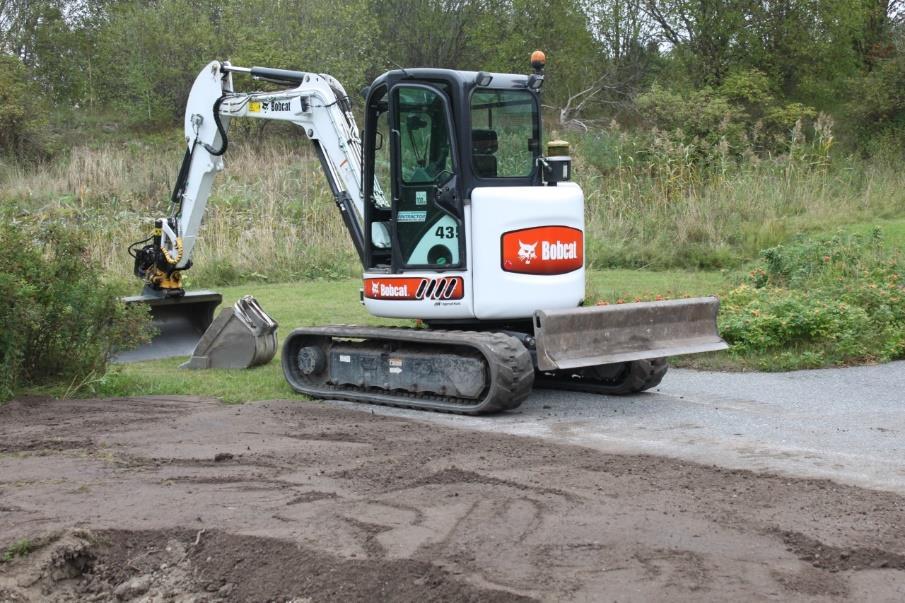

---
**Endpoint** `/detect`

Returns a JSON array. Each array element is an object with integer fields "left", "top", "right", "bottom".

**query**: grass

[
  {"left": 5, "top": 122, "right": 905, "bottom": 394},
  {"left": 92, "top": 279, "right": 405, "bottom": 402},
  {"left": 1, "top": 138, "right": 359, "bottom": 286},
  {"left": 587, "top": 269, "right": 726, "bottom": 303},
  {"left": 574, "top": 129, "right": 905, "bottom": 270},
  {"left": 841, "top": 218, "right": 905, "bottom": 248}
]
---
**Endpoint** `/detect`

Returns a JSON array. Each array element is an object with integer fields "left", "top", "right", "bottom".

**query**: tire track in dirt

[{"left": 0, "top": 396, "right": 904, "bottom": 601}]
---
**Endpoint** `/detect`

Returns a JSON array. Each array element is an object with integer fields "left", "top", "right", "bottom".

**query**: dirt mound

[
  {"left": 0, "top": 528, "right": 528, "bottom": 602},
  {"left": 780, "top": 530, "right": 905, "bottom": 572}
]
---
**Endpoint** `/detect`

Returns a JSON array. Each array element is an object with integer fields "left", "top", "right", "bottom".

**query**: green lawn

[
  {"left": 840, "top": 217, "right": 905, "bottom": 248},
  {"left": 92, "top": 269, "right": 725, "bottom": 402},
  {"left": 587, "top": 269, "right": 726, "bottom": 303}
]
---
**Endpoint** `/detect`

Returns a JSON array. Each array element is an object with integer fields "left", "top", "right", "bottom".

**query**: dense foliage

[
  {"left": 720, "top": 231, "right": 905, "bottom": 369},
  {"left": 0, "top": 222, "right": 152, "bottom": 400},
  {"left": 0, "top": 53, "right": 47, "bottom": 157},
  {"left": 1, "top": 1, "right": 903, "bottom": 154}
]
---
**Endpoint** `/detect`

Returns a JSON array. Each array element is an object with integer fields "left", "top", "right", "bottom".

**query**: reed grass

[
  {"left": 575, "top": 123, "right": 905, "bottom": 269},
  {"left": 1, "top": 140, "right": 356, "bottom": 285},
  {"left": 2, "top": 123, "right": 903, "bottom": 286}
]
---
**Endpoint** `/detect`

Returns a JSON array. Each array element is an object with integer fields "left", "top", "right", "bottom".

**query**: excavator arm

[
  {"left": 122, "top": 60, "right": 390, "bottom": 363},
  {"left": 132, "top": 60, "right": 388, "bottom": 293}
]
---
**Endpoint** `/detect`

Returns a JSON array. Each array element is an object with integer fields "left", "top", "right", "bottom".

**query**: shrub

[
  {"left": 634, "top": 73, "right": 818, "bottom": 159},
  {"left": 719, "top": 230, "right": 905, "bottom": 369},
  {"left": 0, "top": 222, "right": 152, "bottom": 400}
]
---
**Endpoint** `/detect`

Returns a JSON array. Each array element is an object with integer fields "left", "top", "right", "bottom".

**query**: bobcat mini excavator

[{"left": 126, "top": 53, "right": 727, "bottom": 413}]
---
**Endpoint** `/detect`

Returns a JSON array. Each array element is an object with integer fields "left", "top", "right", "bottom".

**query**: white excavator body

[{"left": 123, "top": 55, "right": 727, "bottom": 413}]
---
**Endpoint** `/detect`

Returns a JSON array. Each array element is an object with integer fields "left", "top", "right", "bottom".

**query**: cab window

[
  {"left": 393, "top": 85, "right": 461, "bottom": 268},
  {"left": 399, "top": 87, "right": 453, "bottom": 184},
  {"left": 470, "top": 89, "right": 538, "bottom": 178}
]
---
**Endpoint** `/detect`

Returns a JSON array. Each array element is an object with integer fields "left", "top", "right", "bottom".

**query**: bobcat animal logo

[
  {"left": 518, "top": 241, "right": 537, "bottom": 264},
  {"left": 371, "top": 282, "right": 380, "bottom": 296}
]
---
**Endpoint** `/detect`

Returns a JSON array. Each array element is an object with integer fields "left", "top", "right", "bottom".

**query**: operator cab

[{"left": 362, "top": 69, "right": 543, "bottom": 272}]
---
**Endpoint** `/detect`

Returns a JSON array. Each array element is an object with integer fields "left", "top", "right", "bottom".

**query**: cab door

[{"left": 389, "top": 84, "right": 465, "bottom": 271}]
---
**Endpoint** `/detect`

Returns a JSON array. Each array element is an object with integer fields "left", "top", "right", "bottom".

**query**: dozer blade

[
  {"left": 533, "top": 296, "right": 728, "bottom": 371},
  {"left": 181, "top": 295, "right": 277, "bottom": 369},
  {"left": 116, "top": 289, "right": 222, "bottom": 363}
]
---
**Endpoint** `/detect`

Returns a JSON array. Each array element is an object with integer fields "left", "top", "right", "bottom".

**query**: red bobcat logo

[{"left": 501, "top": 226, "right": 583, "bottom": 275}]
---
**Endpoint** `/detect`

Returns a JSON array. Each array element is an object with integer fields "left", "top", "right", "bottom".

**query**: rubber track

[
  {"left": 534, "top": 358, "right": 669, "bottom": 396},
  {"left": 281, "top": 326, "right": 534, "bottom": 414}
]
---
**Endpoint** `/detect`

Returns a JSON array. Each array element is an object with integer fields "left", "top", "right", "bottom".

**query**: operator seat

[{"left": 472, "top": 129, "right": 498, "bottom": 178}]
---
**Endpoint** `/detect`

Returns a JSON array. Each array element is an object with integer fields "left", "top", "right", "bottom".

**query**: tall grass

[
  {"left": 575, "top": 120, "right": 905, "bottom": 269},
  {"left": 2, "top": 121, "right": 904, "bottom": 287},
  {"left": 1, "top": 140, "right": 357, "bottom": 286}
]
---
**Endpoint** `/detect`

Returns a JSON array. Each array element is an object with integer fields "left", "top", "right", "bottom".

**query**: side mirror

[{"left": 375, "top": 130, "right": 384, "bottom": 151}]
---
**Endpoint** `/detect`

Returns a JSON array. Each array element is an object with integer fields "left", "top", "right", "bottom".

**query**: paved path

[{"left": 332, "top": 361, "right": 905, "bottom": 494}]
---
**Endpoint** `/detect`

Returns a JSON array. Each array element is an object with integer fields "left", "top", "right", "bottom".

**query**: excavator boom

[{"left": 120, "top": 60, "right": 377, "bottom": 362}]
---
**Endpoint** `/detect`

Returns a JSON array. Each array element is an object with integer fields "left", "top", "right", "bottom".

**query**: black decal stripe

[{"left": 432, "top": 278, "right": 447, "bottom": 299}]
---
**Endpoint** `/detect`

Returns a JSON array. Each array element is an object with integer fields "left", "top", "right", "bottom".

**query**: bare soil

[{"left": 1, "top": 395, "right": 904, "bottom": 601}]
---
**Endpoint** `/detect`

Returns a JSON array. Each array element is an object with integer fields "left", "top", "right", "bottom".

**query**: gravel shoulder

[
  {"left": 1, "top": 395, "right": 905, "bottom": 601},
  {"left": 353, "top": 361, "right": 905, "bottom": 495}
]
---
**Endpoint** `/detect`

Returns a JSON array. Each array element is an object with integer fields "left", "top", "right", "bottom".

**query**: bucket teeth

[{"left": 181, "top": 295, "right": 278, "bottom": 369}]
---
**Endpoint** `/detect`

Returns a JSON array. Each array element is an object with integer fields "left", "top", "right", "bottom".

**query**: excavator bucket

[
  {"left": 116, "top": 289, "right": 222, "bottom": 363},
  {"left": 533, "top": 296, "right": 728, "bottom": 371},
  {"left": 181, "top": 295, "right": 277, "bottom": 369}
]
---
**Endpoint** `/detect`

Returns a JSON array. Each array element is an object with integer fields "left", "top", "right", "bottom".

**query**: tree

[
  {"left": 0, "top": 52, "right": 46, "bottom": 156},
  {"left": 94, "top": 0, "right": 224, "bottom": 124},
  {"left": 585, "top": 0, "right": 658, "bottom": 94},
  {"left": 643, "top": 0, "right": 749, "bottom": 86}
]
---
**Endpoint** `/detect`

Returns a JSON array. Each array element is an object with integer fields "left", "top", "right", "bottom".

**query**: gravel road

[{"left": 335, "top": 361, "right": 905, "bottom": 494}]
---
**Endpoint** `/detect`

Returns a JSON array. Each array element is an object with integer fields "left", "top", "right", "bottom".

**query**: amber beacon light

[{"left": 531, "top": 50, "right": 546, "bottom": 73}]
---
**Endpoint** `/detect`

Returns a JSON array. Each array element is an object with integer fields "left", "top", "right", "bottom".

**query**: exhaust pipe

[{"left": 115, "top": 288, "right": 222, "bottom": 363}]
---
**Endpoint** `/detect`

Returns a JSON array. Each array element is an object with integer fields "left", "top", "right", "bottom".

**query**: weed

[
  {"left": 575, "top": 121, "right": 905, "bottom": 270},
  {"left": 1, "top": 539, "right": 32, "bottom": 563},
  {"left": 3, "top": 122, "right": 904, "bottom": 286}
]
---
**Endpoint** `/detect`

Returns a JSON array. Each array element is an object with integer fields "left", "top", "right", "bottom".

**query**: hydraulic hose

[{"left": 202, "top": 95, "right": 228, "bottom": 156}]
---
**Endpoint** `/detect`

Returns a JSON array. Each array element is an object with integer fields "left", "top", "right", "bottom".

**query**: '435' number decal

[{"left": 434, "top": 226, "right": 459, "bottom": 239}]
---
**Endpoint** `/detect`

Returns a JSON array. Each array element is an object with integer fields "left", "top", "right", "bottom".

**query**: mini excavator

[{"left": 125, "top": 52, "right": 727, "bottom": 413}]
